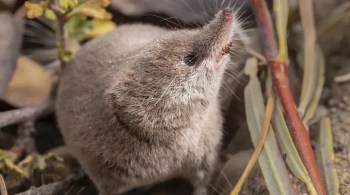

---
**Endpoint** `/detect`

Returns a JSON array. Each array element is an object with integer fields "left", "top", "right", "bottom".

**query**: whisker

[
  {"left": 145, "top": 14, "right": 184, "bottom": 29},
  {"left": 222, "top": 80, "right": 242, "bottom": 102},
  {"left": 209, "top": 183, "right": 224, "bottom": 195},
  {"left": 220, "top": 168, "right": 233, "bottom": 188},
  {"left": 76, "top": 187, "right": 86, "bottom": 195}
]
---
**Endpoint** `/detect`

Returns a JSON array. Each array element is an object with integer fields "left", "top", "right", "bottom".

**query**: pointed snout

[
  {"left": 204, "top": 8, "right": 235, "bottom": 37},
  {"left": 202, "top": 8, "right": 235, "bottom": 49},
  {"left": 201, "top": 8, "right": 235, "bottom": 68},
  {"left": 222, "top": 8, "right": 233, "bottom": 21}
]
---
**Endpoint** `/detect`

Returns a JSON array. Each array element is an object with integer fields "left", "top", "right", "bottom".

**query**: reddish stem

[
  {"left": 251, "top": 0, "right": 278, "bottom": 60},
  {"left": 271, "top": 62, "right": 326, "bottom": 195},
  {"left": 251, "top": 0, "right": 326, "bottom": 194}
]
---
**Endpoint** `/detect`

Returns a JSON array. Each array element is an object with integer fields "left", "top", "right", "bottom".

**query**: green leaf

[
  {"left": 0, "top": 150, "right": 18, "bottom": 162},
  {"left": 65, "top": 14, "right": 93, "bottom": 40},
  {"left": 57, "top": 42, "right": 74, "bottom": 62},
  {"left": 302, "top": 45, "right": 325, "bottom": 122},
  {"left": 77, "top": 19, "right": 116, "bottom": 40},
  {"left": 263, "top": 69, "right": 317, "bottom": 194},
  {"left": 62, "top": 50, "right": 73, "bottom": 62},
  {"left": 316, "top": 117, "right": 339, "bottom": 195},
  {"left": 244, "top": 58, "right": 297, "bottom": 195},
  {"left": 272, "top": 101, "right": 317, "bottom": 194},
  {"left": 297, "top": 0, "right": 326, "bottom": 123},
  {"left": 67, "top": 0, "right": 112, "bottom": 19},
  {"left": 295, "top": 38, "right": 325, "bottom": 123},
  {"left": 44, "top": 9, "right": 56, "bottom": 20},
  {"left": 65, "top": 15, "right": 116, "bottom": 41},
  {"left": 0, "top": 152, "right": 27, "bottom": 188}
]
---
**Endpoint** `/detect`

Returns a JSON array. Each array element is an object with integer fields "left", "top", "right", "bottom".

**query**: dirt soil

[
  {"left": 316, "top": 0, "right": 350, "bottom": 193},
  {"left": 327, "top": 58, "right": 350, "bottom": 195}
]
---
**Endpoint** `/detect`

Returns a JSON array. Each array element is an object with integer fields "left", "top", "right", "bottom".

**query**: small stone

[
  {"left": 339, "top": 102, "right": 347, "bottom": 109},
  {"left": 330, "top": 107, "right": 338, "bottom": 113},
  {"left": 329, "top": 98, "right": 337, "bottom": 106}
]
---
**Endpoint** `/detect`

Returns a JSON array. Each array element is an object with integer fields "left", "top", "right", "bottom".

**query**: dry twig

[
  {"left": 0, "top": 102, "right": 53, "bottom": 129},
  {"left": 0, "top": 174, "right": 7, "bottom": 195},
  {"left": 334, "top": 72, "right": 350, "bottom": 83},
  {"left": 231, "top": 91, "right": 276, "bottom": 194}
]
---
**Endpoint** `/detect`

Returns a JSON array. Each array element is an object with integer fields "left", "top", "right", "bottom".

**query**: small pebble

[
  {"left": 339, "top": 102, "right": 346, "bottom": 109},
  {"left": 330, "top": 107, "right": 338, "bottom": 113},
  {"left": 329, "top": 98, "right": 337, "bottom": 106},
  {"left": 342, "top": 96, "right": 349, "bottom": 103}
]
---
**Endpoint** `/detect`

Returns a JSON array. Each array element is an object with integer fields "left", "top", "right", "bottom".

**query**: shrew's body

[{"left": 56, "top": 9, "right": 237, "bottom": 195}]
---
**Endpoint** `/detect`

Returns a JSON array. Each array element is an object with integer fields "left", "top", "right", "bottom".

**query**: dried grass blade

[
  {"left": 232, "top": 58, "right": 297, "bottom": 195},
  {"left": 0, "top": 174, "right": 7, "bottom": 195},
  {"left": 231, "top": 82, "right": 275, "bottom": 194}
]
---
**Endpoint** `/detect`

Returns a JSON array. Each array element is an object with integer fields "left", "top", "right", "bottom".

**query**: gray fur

[{"left": 56, "top": 9, "right": 238, "bottom": 195}]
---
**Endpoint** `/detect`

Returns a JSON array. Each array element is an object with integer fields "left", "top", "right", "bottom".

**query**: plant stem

[
  {"left": 250, "top": 0, "right": 326, "bottom": 194},
  {"left": 298, "top": 0, "right": 317, "bottom": 115},
  {"left": 250, "top": 0, "right": 278, "bottom": 60},
  {"left": 271, "top": 62, "right": 325, "bottom": 195},
  {"left": 0, "top": 102, "right": 53, "bottom": 128},
  {"left": 231, "top": 91, "right": 276, "bottom": 195},
  {"left": 53, "top": 9, "right": 68, "bottom": 68}
]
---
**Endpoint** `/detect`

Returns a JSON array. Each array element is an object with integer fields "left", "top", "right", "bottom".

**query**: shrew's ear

[{"left": 105, "top": 88, "right": 130, "bottom": 129}]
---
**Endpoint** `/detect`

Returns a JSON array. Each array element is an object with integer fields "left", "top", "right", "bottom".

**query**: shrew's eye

[{"left": 183, "top": 53, "right": 198, "bottom": 66}]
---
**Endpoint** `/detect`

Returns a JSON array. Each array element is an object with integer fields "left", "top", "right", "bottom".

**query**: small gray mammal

[{"left": 56, "top": 8, "right": 239, "bottom": 195}]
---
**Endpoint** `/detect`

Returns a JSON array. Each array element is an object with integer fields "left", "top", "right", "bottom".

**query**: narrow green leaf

[
  {"left": 297, "top": 0, "right": 325, "bottom": 123},
  {"left": 303, "top": 45, "right": 325, "bottom": 122},
  {"left": 298, "top": 0, "right": 316, "bottom": 115},
  {"left": 316, "top": 117, "right": 339, "bottom": 195},
  {"left": 272, "top": 101, "right": 317, "bottom": 195},
  {"left": 44, "top": 9, "right": 57, "bottom": 20},
  {"left": 244, "top": 58, "right": 297, "bottom": 195},
  {"left": 264, "top": 68, "right": 317, "bottom": 194},
  {"left": 296, "top": 42, "right": 325, "bottom": 123}
]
